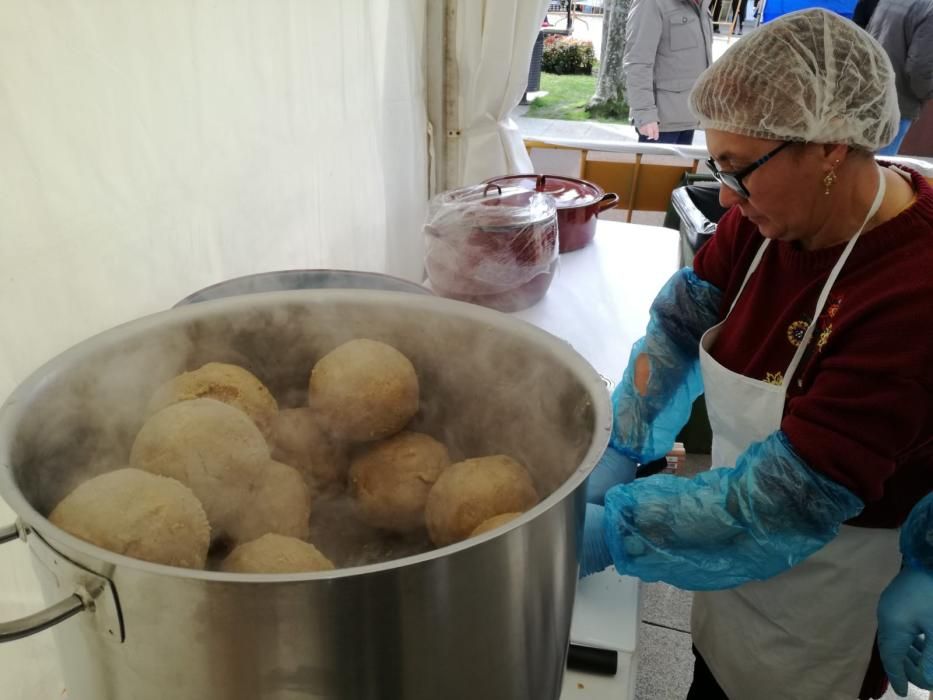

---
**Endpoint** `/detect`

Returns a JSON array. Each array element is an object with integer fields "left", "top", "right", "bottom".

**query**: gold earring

[{"left": 823, "top": 160, "right": 841, "bottom": 195}]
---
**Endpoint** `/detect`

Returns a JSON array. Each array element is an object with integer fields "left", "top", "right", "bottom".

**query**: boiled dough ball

[
  {"left": 425, "top": 455, "right": 539, "bottom": 546},
  {"left": 147, "top": 362, "right": 279, "bottom": 436},
  {"left": 50, "top": 468, "right": 210, "bottom": 569},
  {"left": 349, "top": 431, "right": 451, "bottom": 533},
  {"left": 269, "top": 407, "right": 349, "bottom": 488},
  {"left": 309, "top": 339, "right": 419, "bottom": 443},
  {"left": 227, "top": 460, "right": 312, "bottom": 544},
  {"left": 470, "top": 512, "right": 522, "bottom": 537},
  {"left": 221, "top": 533, "right": 335, "bottom": 574},
  {"left": 129, "top": 398, "right": 270, "bottom": 539}
]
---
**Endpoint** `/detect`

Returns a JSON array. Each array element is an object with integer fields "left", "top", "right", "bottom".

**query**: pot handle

[
  {"left": 0, "top": 592, "right": 87, "bottom": 643},
  {"left": 0, "top": 521, "right": 124, "bottom": 644},
  {"left": 596, "top": 192, "right": 620, "bottom": 212}
]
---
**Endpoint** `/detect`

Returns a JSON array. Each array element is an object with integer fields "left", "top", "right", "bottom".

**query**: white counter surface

[
  {"left": 0, "top": 221, "right": 681, "bottom": 699},
  {"left": 513, "top": 221, "right": 680, "bottom": 386}
]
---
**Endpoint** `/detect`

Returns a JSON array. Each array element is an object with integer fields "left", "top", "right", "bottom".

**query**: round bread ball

[
  {"left": 269, "top": 407, "right": 349, "bottom": 488},
  {"left": 221, "top": 533, "right": 335, "bottom": 574},
  {"left": 129, "top": 398, "right": 270, "bottom": 539},
  {"left": 309, "top": 339, "right": 419, "bottom": 443},
  {"left": 147, "top": 362, "right": 279, "bottom": 436},
  {"left": 470, "top": 512, "right": 522, "bottom": 538},
  {"left": 227, "top": 460, "right": 312, "bottom": 544},
  {"left": 49, "top": 468, "right": 210, "bottom": 569},
  {"left": 425, "top": 455, "right": 539, "bottom": 546},
  {"left": 349, "top": 431, "right": 451, "bottom": 533}
]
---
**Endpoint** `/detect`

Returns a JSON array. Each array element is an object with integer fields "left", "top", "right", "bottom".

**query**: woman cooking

[{"left": 581, "top": 9, "right": 933, "bottom": 699}]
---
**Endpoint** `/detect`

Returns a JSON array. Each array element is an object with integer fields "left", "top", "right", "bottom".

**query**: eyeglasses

[{"left": 706, "top": 141, "right": 793, "bottom": 199}]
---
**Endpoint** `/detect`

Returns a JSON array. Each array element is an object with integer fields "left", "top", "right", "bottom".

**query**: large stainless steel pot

[
  {"left": 174, "top": 269, "right": 433, "bottom": 307},
  {"left": 0, "top": 290, "right": 611, "bottom": 700}
]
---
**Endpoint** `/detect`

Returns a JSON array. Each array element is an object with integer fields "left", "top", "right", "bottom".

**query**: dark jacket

[{"left": 867, "top": 0, "right": 933, "bottom": 120}]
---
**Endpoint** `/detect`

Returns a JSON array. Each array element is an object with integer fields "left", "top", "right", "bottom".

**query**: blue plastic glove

[
  {"left": 878, "top": 491, "right": 933, "bottom": 696},
  {"left": 878, "top": 567, "right": 933, "bottom": 696},
  {"left": 600, "top": 430, "right": 863, "bottom": 590},
  {"left": 585, "top": 445, "right": 638, "bottom": 505},
  {"left": 611, "top": 268, "right": 721, "bottom": 463},
  {"left": 901, "top": 491, "right": 933, "bottom": 573},
  {"left": 581, "top": 503, "right": 613, "bottom": 578}
]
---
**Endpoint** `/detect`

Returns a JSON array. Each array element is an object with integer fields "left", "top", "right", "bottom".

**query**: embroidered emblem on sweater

[
  {"left": 817, "top": 324, "right": 833, "bottom": 351},
  {"left": 764, "top": 371, "right": 784, "bottom": 385},
  {"left": 786, "top": 320, "right": 809, "bottom": 347},
  {"left": 815, "top": 296, "right": 843, "bottom": 352},
  {"left": 786, "top": 296, "right": 843, "bottom": 351}
]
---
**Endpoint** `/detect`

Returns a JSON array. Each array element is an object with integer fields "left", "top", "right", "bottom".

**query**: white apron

[{"left": 691, "top": 169, "right": 902, "bottom": 700}]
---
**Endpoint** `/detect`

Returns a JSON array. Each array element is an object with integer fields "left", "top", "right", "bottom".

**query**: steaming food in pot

[
  {"left": 147, "top": 361, "right": 279, "bottom": 437},
  {"left": 49, "top": 468, "right": 210, "bottom": 569},
  {"left": 309, "top": 338, "right": 419, "bottom": 442},
  {"left": 425, "top": 455, "right": 539, "bottom": 547},
  {"left": 348, "top": 431, "right": 451, "bottom": 533},
  {"left": 129, "top": 398, "right": 271, "bottom": 541},
  {"left": 470, "top": 511, "right": 522, "bottom": 537},
  {"left": 225, "top": 459, "right": 311, "bottom": 544},
  {"left": 48, "top": 339, "right": 543, "bottom": 573},
  {"left": 269, "top": 407, "right": 349, "bottom": 490},
  {"left": 221, "top": 533, "right": 335, "bottom": 574}
]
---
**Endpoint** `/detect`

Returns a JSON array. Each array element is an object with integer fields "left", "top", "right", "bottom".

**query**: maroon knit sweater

[{"left": 693, "top": 167, "right": 933, "bottom": 529}]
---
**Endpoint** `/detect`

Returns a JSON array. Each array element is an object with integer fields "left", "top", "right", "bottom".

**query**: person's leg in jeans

[
  {"left": 638, "top": 129, "right": 695, "bottom": 145},
  {"left": 876, "top": 118, "right": 913, "bottom": 156},
  {"left": 686, "top": 645, "right": 730, "bottom": 700}
]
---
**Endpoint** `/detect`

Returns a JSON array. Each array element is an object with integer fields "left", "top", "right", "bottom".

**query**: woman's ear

[{"left": 821, "top": 143, "right": 850, "bottom": 166}]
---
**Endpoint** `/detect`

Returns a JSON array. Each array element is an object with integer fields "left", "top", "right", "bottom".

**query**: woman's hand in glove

[
  {"left": 878, "top": 566, "right": 933, "bottom": 696},
  {"left": 580, "top": 504, "right": 613, "bottom": 578},
  {"left": 585, "top": 446, "right": 637, "bottom": 506}
]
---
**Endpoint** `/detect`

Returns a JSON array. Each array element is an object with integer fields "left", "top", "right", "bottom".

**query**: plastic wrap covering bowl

[{"left": 424, "top": 184, "right": 559, "bottom": 312}]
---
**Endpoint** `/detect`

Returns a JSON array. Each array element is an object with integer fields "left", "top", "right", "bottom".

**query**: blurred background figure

[
  {"left": 623, "top": 0, "right": 713, "bottom": 144},
  {"left": 857, "top": 0, "right": 933, "bottom": 155}
]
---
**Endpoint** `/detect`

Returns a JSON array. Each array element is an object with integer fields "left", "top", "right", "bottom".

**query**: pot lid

[
  {"left": 485, "top": 174, "right": 602, "bottom": 208},
  {"left": 429, "top": 183, "right": 556, "bottom": 229}
]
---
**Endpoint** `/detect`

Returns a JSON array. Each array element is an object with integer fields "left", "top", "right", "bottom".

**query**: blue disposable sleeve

[
  {"left": 611, "top": 268, "right": 721, "bottom": 464},
  {"left": 901, "top": 491, "right": 933, "bottom": 572},
  {"left": 601, "top": 430, "right": 864, "bottom": 590}
]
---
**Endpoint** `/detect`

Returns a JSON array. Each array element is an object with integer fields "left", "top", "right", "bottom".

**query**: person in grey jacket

[
  {"left": 866, "top": 0, "right": 933, "bottom": 155},
  {"left": 623, "top": 0, "right": 713, "bottom": 144}
]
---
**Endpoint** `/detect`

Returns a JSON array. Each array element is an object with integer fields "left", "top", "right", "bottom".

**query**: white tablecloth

[{"left": 513, "top": 221, "right": 680, "bottom": 384}]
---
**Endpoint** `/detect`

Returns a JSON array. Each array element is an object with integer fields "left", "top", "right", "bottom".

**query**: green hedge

[{"left": 542, "top": 36, "right": 596, "bottom": 75}]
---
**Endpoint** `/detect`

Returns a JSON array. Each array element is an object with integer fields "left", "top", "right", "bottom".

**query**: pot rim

[
  {"left": 174, "top": 268, "right": 435, "bottom": 307},
  {"left": 0, "top": 289, "right": 611, "bottom": 583},
  {"left": 484, "top": 174, "right": 606, "bottom": 209}
]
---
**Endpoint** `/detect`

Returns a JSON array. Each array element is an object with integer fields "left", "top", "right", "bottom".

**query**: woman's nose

[{"left": 719, "top": 184, "right": 743, "bottom": 209}]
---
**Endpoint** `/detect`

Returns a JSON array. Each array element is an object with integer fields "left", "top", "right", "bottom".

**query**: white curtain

[
  {"left": 453, "top": 0, "right": 550, "bottom": 186},
  {"left": 0, "top": 3, "right": 426, "bottom": 692},
  {"left": 0, "top": 0, "right": 427, "bottom": 403}
]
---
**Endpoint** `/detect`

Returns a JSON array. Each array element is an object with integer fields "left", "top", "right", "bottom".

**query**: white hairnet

[{"left": 689, "top": 9, "right": 900, "bottom": 151}]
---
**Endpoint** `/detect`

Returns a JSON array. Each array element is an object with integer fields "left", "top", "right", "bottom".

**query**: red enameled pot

[{"left": 484, "top": 174, "right": 620, "bottom": 253}]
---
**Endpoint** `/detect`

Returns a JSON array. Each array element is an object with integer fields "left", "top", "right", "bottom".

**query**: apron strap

[
  {"left": 726, "top": 238, "right": 772, "bottom": 317},
  {"left": 783, "top": 166, "right": 887, "bottom": 384}
]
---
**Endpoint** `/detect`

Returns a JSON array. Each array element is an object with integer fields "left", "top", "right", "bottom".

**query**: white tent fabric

[
  {"left": 0, "top": 2, "right": 427, "bottom": 693},
  {"left": 453, "top": 0, "right": 549, "bottom": 186},
  {"left": 0, "top": 0, "right": 427, "bottom": 403}
]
